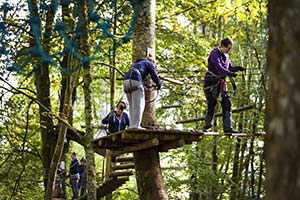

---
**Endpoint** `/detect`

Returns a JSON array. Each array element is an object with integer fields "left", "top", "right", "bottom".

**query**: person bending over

[{"left": 123, "top": 58, "right": 161, "bottom": 128}]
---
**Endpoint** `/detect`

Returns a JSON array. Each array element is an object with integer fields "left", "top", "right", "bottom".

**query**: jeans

[
  {"left": 204, "top": 84, "right": 233, "bottom": 130},
  {"left": 70, "top": 174, "right": 79, "bottom": 200}
]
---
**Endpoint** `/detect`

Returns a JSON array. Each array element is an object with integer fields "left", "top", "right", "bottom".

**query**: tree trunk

[
  {"left": 210, "top": 137, "right": 217, "bottom": 200},
  {"left": 45, "top": 71, "right": 73, "bottom": 200},
  {"left": 29, "top": 0, "right": 56, "bottom": 195},
  {"left": 265, "top": 1, "right": 300, "bottom": 199},
  {"left": 230, "top": 138, "right": 241, "bottom": 200},
  {"left": 79, "top": 0, "right": 97, "bottom": 199},
  {"left": 132, "top": 0, "right": 168, "bottom": 199},
  {"left": 135, "top": 148, "right": 168, "bottom": 200}
]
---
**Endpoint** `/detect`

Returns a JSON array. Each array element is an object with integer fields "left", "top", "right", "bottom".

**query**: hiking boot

[{"left": 224, "top": 128, "right": 239, "bottom": 134}]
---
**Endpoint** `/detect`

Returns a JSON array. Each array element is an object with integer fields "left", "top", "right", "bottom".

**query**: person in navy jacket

[
  {"left": 203, "top": 37, "right": 245, "bottom": 133},
  {"left": 123, "top": 58, "right": 161, "bottom": 128},
  {"left": 102, "top": 101, "right": 130, "bottom": 134},
  {"left": 69, "top": 152, "right": 79, "bottom": 200}
]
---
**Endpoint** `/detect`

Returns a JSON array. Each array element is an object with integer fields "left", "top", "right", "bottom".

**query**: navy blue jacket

[
  {"left": 69, "top": 159, "right": 79, "bottom": 175},
  {"left": 124, "top": 59, "right": 161, "bottom": 89},
  {"left": 102, "top": 111, "right": 129, "bottom": 133}
]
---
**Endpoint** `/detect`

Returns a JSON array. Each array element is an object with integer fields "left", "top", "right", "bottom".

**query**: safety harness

[
  {"left": 124, "top": 67, "right": 143, "bottom": 93},
  {"left": 203, "top": 71, "right": 236, "bottom": 95},
  {"left": 124, "top": 67, "right": 160, "bottom": 103}
]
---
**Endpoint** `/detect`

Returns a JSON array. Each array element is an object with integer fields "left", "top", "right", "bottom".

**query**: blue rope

[{"left": 1, "top": 0, "right": 145, "bottom": 75}]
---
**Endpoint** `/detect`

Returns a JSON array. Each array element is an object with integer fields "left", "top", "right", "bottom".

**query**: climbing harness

[
  {"left": 124, "top": 67, "right": 160, "bottom": 103},
  {"left": 123, "top": 67, "right": 143, "bottom": 93},
  {"left": 203, "top": 70, "right": 237, "bottom": 96}
]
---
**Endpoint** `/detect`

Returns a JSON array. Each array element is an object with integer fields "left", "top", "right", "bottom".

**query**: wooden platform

[
  {"left": 92, "top": 128, "right": 203, "bottom": 157},
  {"left": 92, "top": 128, "right": 252, "bottom": 157}
]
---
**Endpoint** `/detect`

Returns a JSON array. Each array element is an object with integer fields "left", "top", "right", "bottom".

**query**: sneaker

[
  {"left": 224, "top": 128, "right": 239, "bottom": 134},
  {"left": 202, "top": 125, "right": 212, "bottom": 132}
]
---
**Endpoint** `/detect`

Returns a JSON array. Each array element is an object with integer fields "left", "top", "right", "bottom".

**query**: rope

[{"left": 0, "top": 0, "right": 145, "bottom": 75}]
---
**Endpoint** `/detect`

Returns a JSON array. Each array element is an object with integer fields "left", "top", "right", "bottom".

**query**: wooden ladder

[{"left": 97, "top": 154, "right": 135, "bottom": 198}]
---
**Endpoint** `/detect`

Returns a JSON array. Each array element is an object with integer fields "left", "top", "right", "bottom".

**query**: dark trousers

[
  {"left": 70, "top": 174, "right": 79, "bottom": 200},
  {"left": 204, "top": 84, "right": 232, "bottom": 130}
]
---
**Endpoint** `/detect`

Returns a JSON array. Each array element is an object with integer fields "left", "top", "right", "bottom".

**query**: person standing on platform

[
  {"left": 69, "top": 152, "right": 79, "bottom": 200},
  {"left": 102, "top": 101, "right": 130, "bottom": 134},
  {"left": 123, "top": 58, "right": 161, "bottom": 129},
  {"left": 78, "top": 158, "right": 86, "bottom": 196},
  {"left": 202, "top": 37, "right": 245, "bottom": 133}
]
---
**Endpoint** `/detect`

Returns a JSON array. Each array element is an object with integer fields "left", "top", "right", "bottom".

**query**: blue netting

[{"left": 0, "top": 0, "right": 144, "bottom": 75}]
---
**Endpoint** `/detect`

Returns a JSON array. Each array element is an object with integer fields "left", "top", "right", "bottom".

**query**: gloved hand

[
  {"left": 156, "top": 84, "right": 161, "bottom": 90},
  {"left": 228, "top": 73, "right": 237, "bottom": 77},
  {"left": 238, "top": 66, "right": 246, "bottom": 71}
]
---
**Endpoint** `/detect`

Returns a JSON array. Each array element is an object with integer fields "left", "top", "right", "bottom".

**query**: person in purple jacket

[
  {"left": 102, "top": 101, "right": 130, "bottom": 134},
  {"left": 202, "top": 37, "right": 245, "bottom": 133},
  {"left": 123, "top": 58, "right": 161, "bottom": 128}
]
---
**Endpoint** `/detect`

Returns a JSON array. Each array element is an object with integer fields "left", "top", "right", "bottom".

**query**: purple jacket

[
  {"left": 124, "top": 59, "right": 161, "bottom": 89},
  {"left": 204, "top": 47, "right": 241, "bottom": 85}
]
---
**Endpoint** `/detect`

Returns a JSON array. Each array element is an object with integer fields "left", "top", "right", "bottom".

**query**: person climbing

[
  {"left": 102, "top": 101, "right": 130, "bottom": 134},
  {"left": 69, "top": 152, "right": 79, "bottom": 200},
  {"left": 123, "top": 58, "right": 161, "bottom": 129},
  {"left": 202, "top": 37, "right": 245, "bottom": 133},
  {"left": 78, "top": 158, "right": 87, "bottom": 196}
]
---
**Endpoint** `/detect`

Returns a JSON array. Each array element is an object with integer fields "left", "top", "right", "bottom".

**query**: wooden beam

[
  {"left": 109, "top": 138, "right": 159, "bottom": 157},
  {"left": 112, "top": 164, "right": 135, "bottom": 170},
  {"left": 159, "top": 139, "right": 186, "bottom": 152},
  {"left": 121, "top": 131, "right": 175, "bottom": 141},
  {"left": 203, "top": 132, "right": 220, "bottom": 136},
  {"left": 109, "top": 171, "right": 133, "bottom": 178},
  {"left": 160, "top": 104, "right": 182, "bottom": 109},
  {"left": 160, "top": 76, "right": 184, "bottom": 85},
  {"left": 176, "top": 104, "right": 255, "bottom": 124}
]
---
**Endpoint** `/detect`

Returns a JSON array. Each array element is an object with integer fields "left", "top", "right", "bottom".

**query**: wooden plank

[
  {"left": 109, "top": 171, "right": 133, "bottom": 178},
  {"left": 109, "top": 138, "right": 159, "bottom": 157},
  {"left": 203, "top": 132, "right": 220, "bottom": 136},
  {"left": 225, "top": 133, "right": 250, "bottom": 137},
  {"left": 115, "top": 156, "right": 134, "bottom": 163},
  {"left": 121, "top": 131, "right": 175, "bottom": 141},
  {"left": 121, "top": 130, "right": 202, "bottom": 141},
  {"left": 112, "top": 134, "right": 121, "bottom": 142},
  {"left": 112, "top": 164, "right": 135, "bottom": 170},
  {"left": 96, "top": 177, "right": 129, "bottom": 198},
  {"left": 126, "top": 128, "right": 203, "bottom": 135}
]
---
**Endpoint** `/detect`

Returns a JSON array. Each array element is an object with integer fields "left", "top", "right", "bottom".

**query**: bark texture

[
  {"left": 80, "top": 0, "right": 98, "bottom": 198},
  {"left": 265, "top": 1, "right": 300, "bottom": 199},
  {"left": 30, "top": 0, "right": 56, "bottom": 194},
  {"left": 132, "top": 0, "right": 168, "bottom": 199}
]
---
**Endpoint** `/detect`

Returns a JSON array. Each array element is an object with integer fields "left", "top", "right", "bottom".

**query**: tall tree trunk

[
  {"left": 29, "top": 0, "right": 56, "bottom": 194},
  {"left": 132, "top": 0, "right": 168, "bottom": 199},
  {"left": 45, "top": 68, "right": 73, "bottom": 200},
  {"left": 265, "top": 1, "right": 300, "bottom": 199},
  {"left": 79, "top": 0, "right": 97, "bottom": 199}
]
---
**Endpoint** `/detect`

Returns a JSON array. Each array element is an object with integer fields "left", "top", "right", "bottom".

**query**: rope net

[{"left": 0, "top": 0, "right": 144, "bottom": 75}]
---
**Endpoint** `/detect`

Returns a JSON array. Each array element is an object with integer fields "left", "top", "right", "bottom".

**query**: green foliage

[{"left": 0, "top": 0, "right": 267, "bottom": 198}]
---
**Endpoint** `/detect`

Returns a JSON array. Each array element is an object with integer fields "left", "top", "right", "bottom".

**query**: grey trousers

[{"left": 123, "top": 79, "right": 145, "bottom": 128}]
